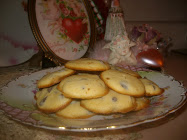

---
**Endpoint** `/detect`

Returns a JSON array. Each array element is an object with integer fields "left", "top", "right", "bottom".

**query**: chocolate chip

[
  {"left": 152, "top": 85, "right": 156, "bottom": 90},
  {"left": 148, "top": 82, "right": 156, "bottom": 90},
  {"left": 39, "top": 96, "right": 47, "bottom": 106},
  {"left": 81, "top": 86, "right": 86, "bottom": 90},
  {"left": 120, "top": 81, "right": 128, "bottom": 89},
  {"left": 112, "top": 97, "right": 117, "bottom": 102},
  {"left": 47, "top": 87, "right": 53, "bottom": 92}
]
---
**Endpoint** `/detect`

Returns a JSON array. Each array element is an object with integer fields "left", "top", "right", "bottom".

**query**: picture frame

[{"left": 28, "top": 0, "right": 96, "bottom": 65}]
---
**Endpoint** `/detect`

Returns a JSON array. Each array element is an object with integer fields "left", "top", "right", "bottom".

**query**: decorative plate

[
  {"left": 28, "top": 0, "right": 96, "bottom": 65},
  {"left": 0, "top": 0, "right": 38, "bottom": 67},
  {"left": 0, "top": 67, "right": 186, "bottom": 132}
]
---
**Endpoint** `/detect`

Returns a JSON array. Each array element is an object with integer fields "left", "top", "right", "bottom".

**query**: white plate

[
  {"left": 0, "top": 67, "right": 186, "bottom": 132},
  {"left": 0, "top": 0, "right": 38, "bottom": 67}
]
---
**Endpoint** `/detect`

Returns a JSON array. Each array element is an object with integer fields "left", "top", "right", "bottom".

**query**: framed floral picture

[{"left": 28, "top": 0, "right": 96, "bottom": 65}]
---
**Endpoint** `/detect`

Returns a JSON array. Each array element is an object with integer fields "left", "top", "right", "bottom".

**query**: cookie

[
  {"left": 37, "top": 68, "right": 75, "bottom": 88},
  {"left": 80, "top": 89, "right": 136, "bottom": 114},
  {"left": 134, "top": 97, "right": 150, "bottom": 111},
  {"left": 100, "top": 69, "right": 145, "bottom": 97},
  {"left": 65, "top": 58, "right": 110, "bottom": 71},
  {"left": 57, "top": 74, "right": 109, "bottom": 99},
  {"left": 36, "top": 85, "right": 72, "bottom": 113},
  {"left": 56, "top": 100, "right": 95, "bottom": 119},
  {"left": 110, "top": 65, "right": 141, "bottom": 78},
  {"left": 140, "top": 78, "right": 164, "bottom": 96}
]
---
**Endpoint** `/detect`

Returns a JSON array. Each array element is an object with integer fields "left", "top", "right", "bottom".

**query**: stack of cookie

[{"left": 35, "top": 58, "right": 164, "bottom": 119}]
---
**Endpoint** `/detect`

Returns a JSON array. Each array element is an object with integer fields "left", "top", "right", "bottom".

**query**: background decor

[
  {"left": 0, "top": 0, "right": 38, "bottom": 67},
  {"left": 28, "top": 0, "right": 96, "bottom": 65}
]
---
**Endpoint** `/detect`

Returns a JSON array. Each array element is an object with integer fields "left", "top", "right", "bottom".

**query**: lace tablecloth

[{"left": 0, "top": 53, "right": 186, "bottom": 140}]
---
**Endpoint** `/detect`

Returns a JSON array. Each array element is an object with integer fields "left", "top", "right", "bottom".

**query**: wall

[{"left": 119, "top": 0, "right": 187, "bottom": 50}]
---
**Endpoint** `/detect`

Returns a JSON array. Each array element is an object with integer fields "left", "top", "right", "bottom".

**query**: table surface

[{"left": 0, "top": 52, "right": 186, "bottom": 140}]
